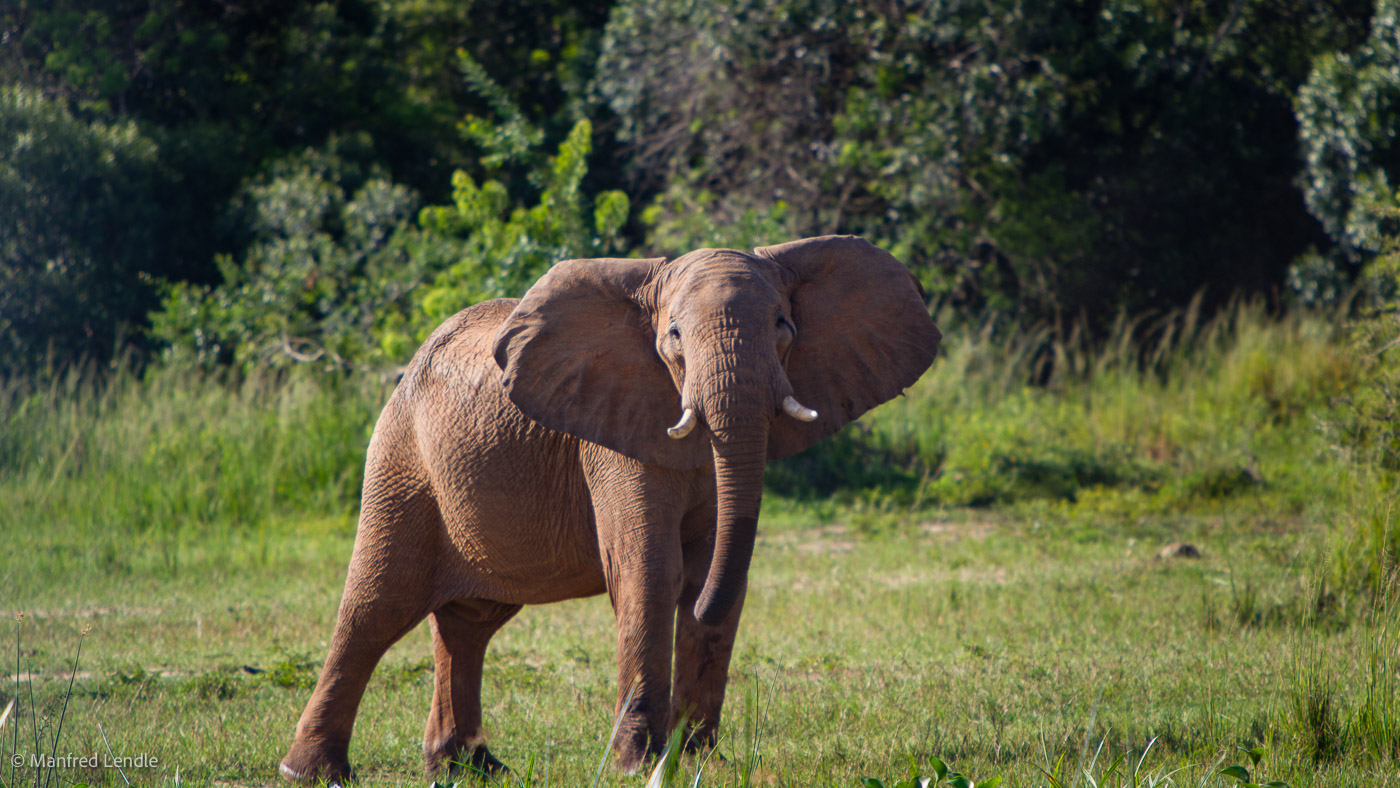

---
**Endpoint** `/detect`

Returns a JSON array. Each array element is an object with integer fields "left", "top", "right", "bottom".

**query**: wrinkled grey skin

[{"left": 279, "top": 236, "right": 941, "bottom": 783}]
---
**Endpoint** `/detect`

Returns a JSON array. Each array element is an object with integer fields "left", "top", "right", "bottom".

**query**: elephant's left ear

[
  {"left": 493, "top": 256, "right": 711, "bottom": 469},
  {"left": 754, "top": 235, "right": 942, "bottom": 460}
]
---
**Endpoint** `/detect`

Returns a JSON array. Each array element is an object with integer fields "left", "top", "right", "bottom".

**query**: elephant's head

[{"left": 493, "top": 235, "right": 941, "bottom": 624}]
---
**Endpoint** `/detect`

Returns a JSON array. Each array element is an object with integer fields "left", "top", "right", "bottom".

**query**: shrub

[
  {"left": 383, "top": 118, "right": 631, "bottom": 356},
  {"left": 151, "top": 139, "right": 443, "bottom": 373},
  {"left": 151, "top": 63, "right": 633, "bottom": 372},
  {"left": 0, "top": 85, "right": 167, "bottom": 375}
]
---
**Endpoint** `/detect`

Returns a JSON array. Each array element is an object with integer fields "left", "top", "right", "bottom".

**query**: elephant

[{"left": 278, "top": 235, "right": 942, "bottom": 783}]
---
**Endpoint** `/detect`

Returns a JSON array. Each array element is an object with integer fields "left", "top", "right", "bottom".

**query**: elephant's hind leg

[
  {"left": 423, "top": 598, "right": 521, "bottom": 779},
  {"left": 280, "top": 493, "right": 444, "bottom": 784}
]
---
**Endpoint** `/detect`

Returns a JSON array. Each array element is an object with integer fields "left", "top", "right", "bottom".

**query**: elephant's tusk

[
  {"left": 782, "top": 395, "right": 818, "bottom": 422},
  {"left": 667, "top": 408, "right": 696, "bottom": 438}
]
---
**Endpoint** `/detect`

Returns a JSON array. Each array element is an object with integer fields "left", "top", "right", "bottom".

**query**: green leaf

[
  {"left": 928, "top": 756, "right": 949, "bottom": 781},
  {"left": 860, "top": 779, "right": 886, "bottom": 788},
  {"left": 593, "top": 190, "right": 630, "bottom": 237},
  {"left": 1239, "top": 746, "right": 1266, "bottom": 769},
  {"left": 1218, "top": 765, "right": 1251, "bottom": 783},
  {"left": 1036, "top": 765, "right": 1066, "bottom": 788},
  {"left": 979, "top": 777, "right": 1003, "bottom": 788},
  {"left": 946, "top": 775, "right": 974, "bottom": 788},
  {"left": 904, "top": 754, "right": 922, "bottom": 779},
  {"left": 1100, "top": 753, "right": 1126, "bottom": 781}
]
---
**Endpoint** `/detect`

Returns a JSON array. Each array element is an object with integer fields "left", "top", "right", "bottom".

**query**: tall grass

[
  {"left": 0, "top": 363, "right": 384, "bottom": 564},
  {"left": 777, "top": 300, "right": 1385, "bottom": 521},
  {"left": 3, "top": 301, "right": 1395, "bottom": 582}
]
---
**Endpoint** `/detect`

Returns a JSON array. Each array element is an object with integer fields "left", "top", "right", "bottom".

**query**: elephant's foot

[
  {"left": 663, "top": 710, "right": 723, "bottom": 759},
  {"left": 279, "top": 739, "right": 351, "bottom": 785},
  {"left": 427, "top": 737, "right": 510, "bottom": 782},
  {"left": 456, "top": 746, "right": 510, "bottom": 781},
  {"left": 613, "top": 728, "right": 666, "bottom": 775},
  {"left": 682, "top": 726, "right": 720, "bottom": 755},
  {"left": 613, "top": 749, "right": 649, "bottom": 775}
]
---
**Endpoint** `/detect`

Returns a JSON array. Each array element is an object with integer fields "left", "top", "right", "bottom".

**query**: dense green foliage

[
  {"left": 150, "top": 139, "right": 431, "bottom": 371},
  {"left": 0, "top": 0, "right": 605, "bottom": 374},
  {"left": 0, "top": 85, "right": 167, "bottom": 370},
  {"left": 148, "top": 119, "right": 629, "bottom": 371},
  {"left": 1296, "top": 0, "right": 1400, "bottom": 306},
  {"left": 2, "top": 0, "right": 1399, "bottom": 375},
  {"left": 596, "top": 0, "right": 1370, "bottom": 322}
]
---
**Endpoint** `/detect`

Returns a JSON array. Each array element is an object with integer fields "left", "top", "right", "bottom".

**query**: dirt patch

[
  {"left": 920, "top": 520, "right": 996, "bottom": 541},
  {"left": 767, "top": 524, "right": 857, "bottom": 554},
  {"left": 17, "top": 606, "right": 164, "bottom": 620}
]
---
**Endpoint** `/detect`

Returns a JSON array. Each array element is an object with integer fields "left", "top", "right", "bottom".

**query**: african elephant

[{"left": 278, "top": 235, "right": 941, "bottom": 783}]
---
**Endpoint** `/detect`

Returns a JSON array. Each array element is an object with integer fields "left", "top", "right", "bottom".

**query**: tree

[
  {"left": 596, "top": 0, "right": 1371, "bottom": 324},
  {"left": 1297, "top": 0, "right": 1400, "bottom": 300},
  {"left": 151, "top": 139, "right": 439, "bottom": 372},
  {"left": 386, "top": 119, "right": 631, "bottom": 359},
  {"left": 151, "top": 116, "right": 631, "bottom": 372},
  {"left": 0, "top": 85, "right": 166, "bottom": 375}
]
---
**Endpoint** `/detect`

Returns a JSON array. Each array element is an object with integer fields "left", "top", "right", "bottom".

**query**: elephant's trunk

[
  {"left": 685, "top": 317, "right": 782, "bottom": 626},
  {"left": 688, "top": 333, "right": 771, "bottom": 625},
  {"left": 694, "top": 430, "right": 767, "bottom": 625}
]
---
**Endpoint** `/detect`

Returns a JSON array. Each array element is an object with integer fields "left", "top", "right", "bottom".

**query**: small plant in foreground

[
  {"left": 2, "top": 617, "right": 90, "bottom": 788},
  {"left": 861, "top": 756, "right": 1002, "bottom": 788},
  {"left": 1217, "top": 745, "right": 1290, "bottom": 788}
]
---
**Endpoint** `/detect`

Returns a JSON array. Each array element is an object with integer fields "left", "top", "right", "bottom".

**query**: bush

[
  {"left": 1295, "top": 0, "right": 1400, "bottom": 307},
  {"left": 152, "top": 66, "right": 633, "bottom": 372},
  {"left": 596, "top": 0, "right": 1369, "bottom": 324},
  {"left": 382, "top": 118, "right": 631, "bottom": 356},
  {"left": 0, "top": 85, "right": 167, "bottom": 376},
  {"left": 151, "top": 139, "right": 445, "bottom": 372}
]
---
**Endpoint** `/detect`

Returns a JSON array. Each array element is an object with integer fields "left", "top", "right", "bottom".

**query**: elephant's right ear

[{"left": 492, "top": 257, "right": 710, "bottom": 469}]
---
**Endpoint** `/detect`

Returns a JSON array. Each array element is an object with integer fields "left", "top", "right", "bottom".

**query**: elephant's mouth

[{"left": 664, "top": 394, "right": 816, "bottom": 442}]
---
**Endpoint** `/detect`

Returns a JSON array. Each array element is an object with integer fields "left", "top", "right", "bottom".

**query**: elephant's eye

[
  {"left": 776, "top": 315, "right": 791, "bottom": 330},
  {"left": 668, "top": 325, "right": 681, "bottom": 340}
]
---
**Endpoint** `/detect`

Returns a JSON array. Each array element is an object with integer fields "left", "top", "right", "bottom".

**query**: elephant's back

[
  {"left": 396, "top": 297, "right": 578, "bottom": 460},
  {"left": 406, "top": 298, "right": 520, "bottom": 383},
  {"left": 383, "top": 300, "right": 602, "bottom": 603}
]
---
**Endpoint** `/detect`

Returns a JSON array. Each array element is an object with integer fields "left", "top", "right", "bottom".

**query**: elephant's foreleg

[
  {"left": 423, "top": 598, "right": 521, "bottom": 779},
  {"left": 607, "top": 550, "right": 684, "bottom": 773},
  {"left": 671, "top": 533, "right": 746, "bottom": 752},
  {"left": 586, "top": 452, "right": 692, "bottom": 772}
]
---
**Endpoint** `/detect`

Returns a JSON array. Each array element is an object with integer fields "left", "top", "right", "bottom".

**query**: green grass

[
  {"left": 2, "top": 305, "right": 1399, "bottom": 786},
  {"left": 4, "top": 509, "right": 1400, "bottom": 787}
]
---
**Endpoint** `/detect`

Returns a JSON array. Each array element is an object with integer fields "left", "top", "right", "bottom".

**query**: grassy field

[{"left": 2, "top": 306, "right": 1399, "bottom": 787}]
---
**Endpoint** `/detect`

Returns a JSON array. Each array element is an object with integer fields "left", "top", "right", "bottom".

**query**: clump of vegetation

[
  {"left": 860, "top": 756, "right": 1000, "bottom": 788},
  {"left": 774, "top": 301, "right": 1387, "bottom": 529},
  {"left": 0, "top": 361, "right": 378, "bottom": 573},
  {"left": 0, "top": 0, "right": 1393, "bottom": 377}
]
